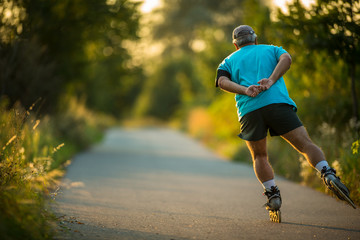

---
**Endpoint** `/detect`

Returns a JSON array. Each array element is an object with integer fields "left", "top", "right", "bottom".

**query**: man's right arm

[
  {"left": 257, "top": 53, "right": 292, "bottom": 90},
  {"left": 218, "top": 76, "right": 262, "bottom": 98}
]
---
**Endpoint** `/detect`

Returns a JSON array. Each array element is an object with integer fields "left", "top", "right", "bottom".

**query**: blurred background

[{"left": 0, "top": 0, "right": 359, "bottom": 238}]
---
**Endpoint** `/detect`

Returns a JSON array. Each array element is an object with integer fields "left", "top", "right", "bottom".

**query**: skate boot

[
  {"left": 264, "top": 186, "right": 282, "bottom": 223},
  {"left": 321, "top": 167, "right": 356, "bottom": 209}
]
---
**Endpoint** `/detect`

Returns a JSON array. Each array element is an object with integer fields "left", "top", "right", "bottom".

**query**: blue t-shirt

[{"left": 216, "top": 44, "right": 297, "bottom": 120}]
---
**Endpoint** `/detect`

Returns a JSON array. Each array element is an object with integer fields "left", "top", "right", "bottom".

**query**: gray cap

[{"left": 232, "top": 25, "right": 255, "bottom": 40}]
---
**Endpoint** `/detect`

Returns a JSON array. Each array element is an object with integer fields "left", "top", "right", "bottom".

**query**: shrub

[
  {"left": 0, "top": 97, "right": 112, "bottom": 239},
  {"left": 0, "top": 100, "right": 56, "bottom": 239}
]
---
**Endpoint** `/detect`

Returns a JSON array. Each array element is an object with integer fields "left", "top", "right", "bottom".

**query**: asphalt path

[{"left": 53, "top": 127, "right": 360, "bottom": 240}]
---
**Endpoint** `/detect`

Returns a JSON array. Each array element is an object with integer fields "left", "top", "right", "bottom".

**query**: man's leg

[
  {"left": 245, "top": 137, "right": 274, "bottom": 184},
  {"left": 246, "top": 137, "right": 282, "bottom": 218},
  {"left": 281, "top": 126, "right": 355, "bottom": 208},
  {"left": 280, "top": 126, "right": 325, "bottom": 168}
]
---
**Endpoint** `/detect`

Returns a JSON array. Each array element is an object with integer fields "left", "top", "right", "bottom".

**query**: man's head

[{"left": 232, "top": 25, "right": 257, "bottom": 49}]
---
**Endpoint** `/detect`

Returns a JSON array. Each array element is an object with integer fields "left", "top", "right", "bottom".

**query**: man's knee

[{"left": 246, "top": 138, "right": 267, "bottom": 159}]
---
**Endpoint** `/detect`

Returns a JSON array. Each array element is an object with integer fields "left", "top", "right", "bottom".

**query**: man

[{"left": 215, "top": 25, "right": 356, "bottom": 222}]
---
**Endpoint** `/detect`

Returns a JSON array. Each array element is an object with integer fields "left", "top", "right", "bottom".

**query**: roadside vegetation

[
  {"left": 0, "top": 0, "right": 137, "bottom": 239},
  {"left": 0, "top": 97, "right": 113, "bottom": 239}
]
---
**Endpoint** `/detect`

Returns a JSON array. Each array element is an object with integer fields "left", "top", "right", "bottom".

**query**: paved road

[{"left": 53, "top": 128, "right": 360, "bottom": 240}]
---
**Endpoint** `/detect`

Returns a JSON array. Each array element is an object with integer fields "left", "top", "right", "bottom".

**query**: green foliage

[
  {"left": 54, "top": 96, "right": 109, "bottom": 151},
  {"left": 0, "top": 1, "right": 141, "bottom": 236},
  {"left": 135, "top": 56, "right": 183, "bottom": 120},
  {"left": 0, "top": 101, "right": 57, "bottom": 239},
  {"left": 0, "top": 0, "right": 142, "bottom": 116},
  {"left": 286, "top": 52, "right": 353, "bottom": 133},
  {"left": 0, "top": 39, "right": 60, "bottom": 113},
  {"left": 0, "top": 98, "right": 110, "bottom": 239},
  {"left": 338, "top": 139, "right": 360, "bottom": 204},
  {"left": 276, "top": 0, "right": 360, "bottom": 122},
  {"left": 277, "top": 0, "right": 360, "bottom": 62},
  {"left": 83, "top": 56, "right": 144, "bottom": 117},
  {"left": 152, "top": 0, "right": 244, "bottom": 50}
]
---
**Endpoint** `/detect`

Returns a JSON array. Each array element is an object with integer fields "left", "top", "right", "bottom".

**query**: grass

[
  {"left": 0, "top": 97, "right": 113, "bottom": 239},
  {"left": 0, "top": 101, "right": 54, "bottom": 239}
]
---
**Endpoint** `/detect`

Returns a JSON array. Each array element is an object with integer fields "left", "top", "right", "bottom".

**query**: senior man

[{"left": 215, "top": 25, "right": 356, "bottom": 222}]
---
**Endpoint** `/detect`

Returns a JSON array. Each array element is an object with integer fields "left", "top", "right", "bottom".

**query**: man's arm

[
  {"left": 218, "top": 76, "right": 262, "bottom": 97},
  {"left": 257, "top": 52, "right": 292, "bottom": 90}
]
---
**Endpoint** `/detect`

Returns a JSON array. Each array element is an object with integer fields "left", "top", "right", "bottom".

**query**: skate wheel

[{"left": 269, "top": 210, "right": 281, "bottom": 223}]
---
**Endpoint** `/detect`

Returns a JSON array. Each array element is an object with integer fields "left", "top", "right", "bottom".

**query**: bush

[
  {"left": 0, "top": 100, "right": 56, "bottom": 239},
  {"left": 0, "top": 97, "right": 112, "bottom": 239},
  {"left": 337, "top": 139, "right": 360, "bottom": 205}
]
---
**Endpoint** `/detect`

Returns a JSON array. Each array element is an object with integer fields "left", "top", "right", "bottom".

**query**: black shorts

[{"left": 238, "top": 103, "right": 303, "bottom": 141}]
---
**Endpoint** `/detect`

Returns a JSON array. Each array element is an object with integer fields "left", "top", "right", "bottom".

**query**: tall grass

[
  {"left": 0, "top": 100, "right": 55, "bottom": 239},
  {"left": 0, "top": 97, "right": 113, "bottom": 239}
]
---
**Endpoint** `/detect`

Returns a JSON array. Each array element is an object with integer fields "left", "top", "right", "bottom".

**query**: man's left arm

[{"left": 257, "top": 53, "right": 292, "bottom": 90}]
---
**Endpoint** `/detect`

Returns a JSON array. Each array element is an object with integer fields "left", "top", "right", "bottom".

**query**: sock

[
  {"left": 315, "top": 160, "right": 330, "bottom": 173},
  {"left": 262, "top": 179, "right": 276, "bottom": 190}
]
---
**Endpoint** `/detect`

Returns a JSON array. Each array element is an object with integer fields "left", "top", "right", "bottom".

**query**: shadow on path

[
  {"left": 56, "top": 215, "right": 190, "bottom": 240},
  {"left": 282, "top": 221, "right": 360, "bottom": 233}
]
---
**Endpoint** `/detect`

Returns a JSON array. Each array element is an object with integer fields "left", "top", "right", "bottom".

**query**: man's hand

[
  {"left": 257, "top": 78, "right": 274, "bottom": 90},
  {"left": 245, "top": 85, "right": 263, "bottom": 97},
  {"left": 257, "top": 53, "right": 291, "bottom": 91}
]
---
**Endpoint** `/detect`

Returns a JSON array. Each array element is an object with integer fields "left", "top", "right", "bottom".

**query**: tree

[
  {"left": 0, "top": 0, "right": 143, "bottom": 116},
  {"left": 277, "top": 0, "right": 360, "bottom": 128},
  {"left": 0, "top": 39, "right": 60, "bottom": 112}
]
